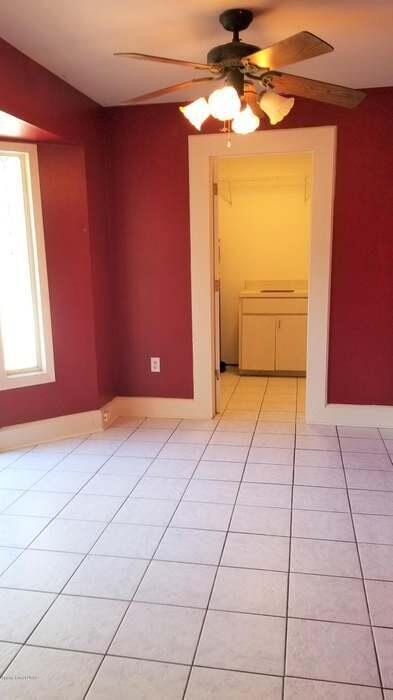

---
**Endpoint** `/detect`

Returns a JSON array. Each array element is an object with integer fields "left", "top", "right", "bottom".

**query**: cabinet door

[
  {"left": 240, "top": 315, "right": 276, "bottom": 371},
  {"left": 276, "top": 315, "right": 307, "bottom": 372}
]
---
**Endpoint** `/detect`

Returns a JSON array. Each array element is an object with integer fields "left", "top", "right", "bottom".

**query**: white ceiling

[{"left": 0, "top": 0, "right": 392, "bottom": 106}]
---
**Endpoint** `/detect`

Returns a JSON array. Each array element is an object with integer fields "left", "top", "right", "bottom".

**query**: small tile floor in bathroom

[{"left": 0, "top": 373, "right": 392, "bottom": 699}]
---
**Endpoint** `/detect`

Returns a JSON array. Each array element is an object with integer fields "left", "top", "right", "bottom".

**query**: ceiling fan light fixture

[
  {"left": 208, "top": 85, "right": 241, "bottom": 121},
  {"left": 259, "top": 90, "right": 295, "bottom": 125},
  {"left": 232, "top": 104, "right": 260, "bottom": 134},
  {"left": 180, "top": 97, "right": 210, "bottom": 130}
]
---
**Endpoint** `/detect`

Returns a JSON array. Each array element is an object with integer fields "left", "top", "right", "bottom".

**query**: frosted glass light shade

[
  {"left": 179, "top": 97, "right": 210, "bottom": 130},
  {"left": 259, "top": 91, "right": 295, "bottom": 125},
  {"left": 232, "top": 105, "right": 260, "bottom": 134},
  {"left": 208, "top": 86, "right": 241, "bottom": 121}
]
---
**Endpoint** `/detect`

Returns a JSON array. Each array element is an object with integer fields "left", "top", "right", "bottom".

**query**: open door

[{"left": 212, "top": 174, "right": 221, "bottom": 413}]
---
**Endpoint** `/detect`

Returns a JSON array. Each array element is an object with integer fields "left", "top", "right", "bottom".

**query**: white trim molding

[
  {"left": 109, "top": 395, "right": 393, "bottom": 428},
  {"left": 0, "top": 409, "right": 104, "bottom": 452},
  {"left": 112, "top": 396, "right": 213, "bottom": 420},
  {"left": 0, "top": 141, "right": 55, "bottom": 391},
  {"left": 0, "top": 395, "right": 215, "bottom": 454},
  {"left": 188, "top": 127, "right": 392, "bottom": 428},
  {"left": 308, "top": 403, "right": 393, "bottom": 428},
  {"left": 1, "top": 391, "right": 392, "bottom": 453},
  {"left": 0, "top": 397, "right": 211, "bottom": 452}
]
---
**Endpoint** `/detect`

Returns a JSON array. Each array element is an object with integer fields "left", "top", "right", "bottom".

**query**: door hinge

[
  {"left": 215, "top": 369, "right": 220, "bottom": 380},
  {"left": 214, "top": 279, "right": 220, "bottom": 292},
  {"left": 213, "top": 182, "right": 218, "bottom": 196}
]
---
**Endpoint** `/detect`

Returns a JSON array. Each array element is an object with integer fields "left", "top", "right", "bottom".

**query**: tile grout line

[
  {"left": 1, "top": 639, "right": 387, "bottom": 692},
  {"left": 3, "top": 493, "right": 393, "bottom": 517},
  {"left": 2, "top": 554, "right": 393, "bottom": 583},
  {"left": 4, "top": 477, "right": 393, "bottom": 503},
  {"left": 0, "top": 599, "right": 389, "bottom": 629},
  {"left": 339, "top": 430, "right": 385, "bottom": 692},
  {"left": 179, "top": 371, "right": 249, "bottom": 698},
  {"left": 180, "top": 373, "right": 269, "bottom": 699},
  {"left": 281, "top": 377, "right": 299, "bottom": 699}
]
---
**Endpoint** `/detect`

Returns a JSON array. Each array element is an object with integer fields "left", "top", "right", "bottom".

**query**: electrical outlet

[{"left": 150, "top": 357, "right": 160, "bottom": 373}]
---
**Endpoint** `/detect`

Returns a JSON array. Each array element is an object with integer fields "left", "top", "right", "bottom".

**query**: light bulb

[
  {"left": 259, "top": 91, "right": 295, "bottom": 125},
  {"left": 232, "top": 105, "right": 260, "bottom": 134},
  {"left": 179, "top": 97, "right": 210, "bottom": 130},
  {"left": 208, "top": 86, "right": 241, "bottom": 121}
]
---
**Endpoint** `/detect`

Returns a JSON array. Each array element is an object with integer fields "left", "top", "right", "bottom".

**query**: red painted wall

[
  {"left": 0, "top": 31, "right": 392, "bottom": 422},
  {"left": 0, "top": 144, "right": 101, "bottom": 426},
  {"left": 0, "top": 38, "right": 114, "bottom": 427},
  {"left": 106, "top": 105, "right": 194, "bottom": 398},
  {"left": 0, "top": 110, "right": 60, "bottom": 142},
  {"left": 106, "top": 88, "right": 393, "bottom": 406},
  {"left": 0, "top": 38, "right": 98, "bottom": 142}
]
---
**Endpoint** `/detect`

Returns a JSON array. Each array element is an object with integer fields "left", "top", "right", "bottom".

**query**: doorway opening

[
  {"left": 187, "top": 127, "right": 336, "bottom": 423},
  {"left": 213, "top": 152, "right": 313, "bottom": 413}
]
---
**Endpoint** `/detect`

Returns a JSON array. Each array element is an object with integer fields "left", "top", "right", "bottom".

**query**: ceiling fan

[{"left": 115, "top": 8, "right": 366, "bottom": 134}]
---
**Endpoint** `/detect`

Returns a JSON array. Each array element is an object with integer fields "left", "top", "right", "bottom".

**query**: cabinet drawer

[{"left": 241, "top": 297, "right": 308, "bottom": 315}]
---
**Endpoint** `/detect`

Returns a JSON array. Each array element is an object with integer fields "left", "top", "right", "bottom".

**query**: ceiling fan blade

[
  {"left": 115, "top": 52, "right": 219, "bottom": 72},
  {"left": 264, "top": 71, "right": 366, "bottom": 108},
  {"left": 121, "top": 77, "right": 218, "bottom": 104},
  {"left": 242, "top": 31, "right": 333, "bottom": 70}
]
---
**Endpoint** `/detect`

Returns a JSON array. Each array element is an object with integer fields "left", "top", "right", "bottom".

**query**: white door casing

[{"left": 188, "top": 126, "right": 393, "bottom": 427}]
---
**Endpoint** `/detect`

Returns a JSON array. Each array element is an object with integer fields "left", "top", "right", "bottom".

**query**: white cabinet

[
  {"left": 239, "top": 296, "right": 307, "bottom": 375},
  {"left": 241, "top": 315, "right": 276, "bottom": 371},
  {"left": 276, "top": 315, "right": 307, "bottom": 372}
]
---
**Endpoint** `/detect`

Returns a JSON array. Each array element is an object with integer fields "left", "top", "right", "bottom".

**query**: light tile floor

[{"left": 0, "top": 372, "right": 392, "bottom": 698}]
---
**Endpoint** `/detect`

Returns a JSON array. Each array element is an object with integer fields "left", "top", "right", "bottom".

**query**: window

[{"left": 0, "top": 142, "right": 55, "bottom": 390}]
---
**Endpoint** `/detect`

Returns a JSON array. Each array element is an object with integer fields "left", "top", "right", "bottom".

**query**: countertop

[{"left": 239, "top": 290, "right": 308, "bottom": 299}]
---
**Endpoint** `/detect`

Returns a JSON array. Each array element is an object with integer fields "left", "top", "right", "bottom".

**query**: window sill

[{"left": 0, "top": 370, "right": 56, "bottom": 392}]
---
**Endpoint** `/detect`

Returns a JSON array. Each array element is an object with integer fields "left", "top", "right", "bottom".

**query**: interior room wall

[
  {"left": 0, "top": 144, "right": 102, "bottom": 428},
  {"left": 105, "top": 105, "right": 194, "bottom": 399},
  {"left": 0, "top": 35, "right": 392, "bottom": 419},
  {"left": 0, "top": 37, "right": 113, "bottom": 427},
  {"left": 217, "top": 153, "right": 312, "bottom": 364},
  {"left": 105, "top": 87, "right": 393, "bottom": 407}
]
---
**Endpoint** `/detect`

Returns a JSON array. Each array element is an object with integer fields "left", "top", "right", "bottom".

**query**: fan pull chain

[
  {"left": 219, "top": 120, "right": 232, "bottom": 147},
  {"left": 226, "top": 120, "right": 232, "bottom": 148}
]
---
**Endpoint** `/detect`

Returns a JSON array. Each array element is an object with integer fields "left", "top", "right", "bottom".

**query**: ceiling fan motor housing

[
  {"left": 207, "top": 41, "right": 260, "bottom": 66},
  {"left": 208, "top": 8, "right": 259, "bottom": 67}
]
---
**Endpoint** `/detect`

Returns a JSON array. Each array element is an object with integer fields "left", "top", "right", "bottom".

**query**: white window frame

[{"left": 0, "top": 141, "right": 55, "bottom": 390}]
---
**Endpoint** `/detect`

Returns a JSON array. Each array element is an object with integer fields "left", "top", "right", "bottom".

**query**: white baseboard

[
  {"left": 0, "top": 397, "right": 210, "bottom": 452},
  {"left": 307, "top": 402, "right": 393, "bottom": 428},
  {"left": 2, "top": 395, "right": 391, "bottom": 453},
  {"left": 112, "top": 396, "right": 213, "bottom": 420},
  {"left": 0, "top": 409, "right": 104, "bottom": 452},
  {"left": 114, "top": 395, "right": 393, "bottom": 428},
  {"left": 100, "top": 398, "right": 119, "bottom": 427}
]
